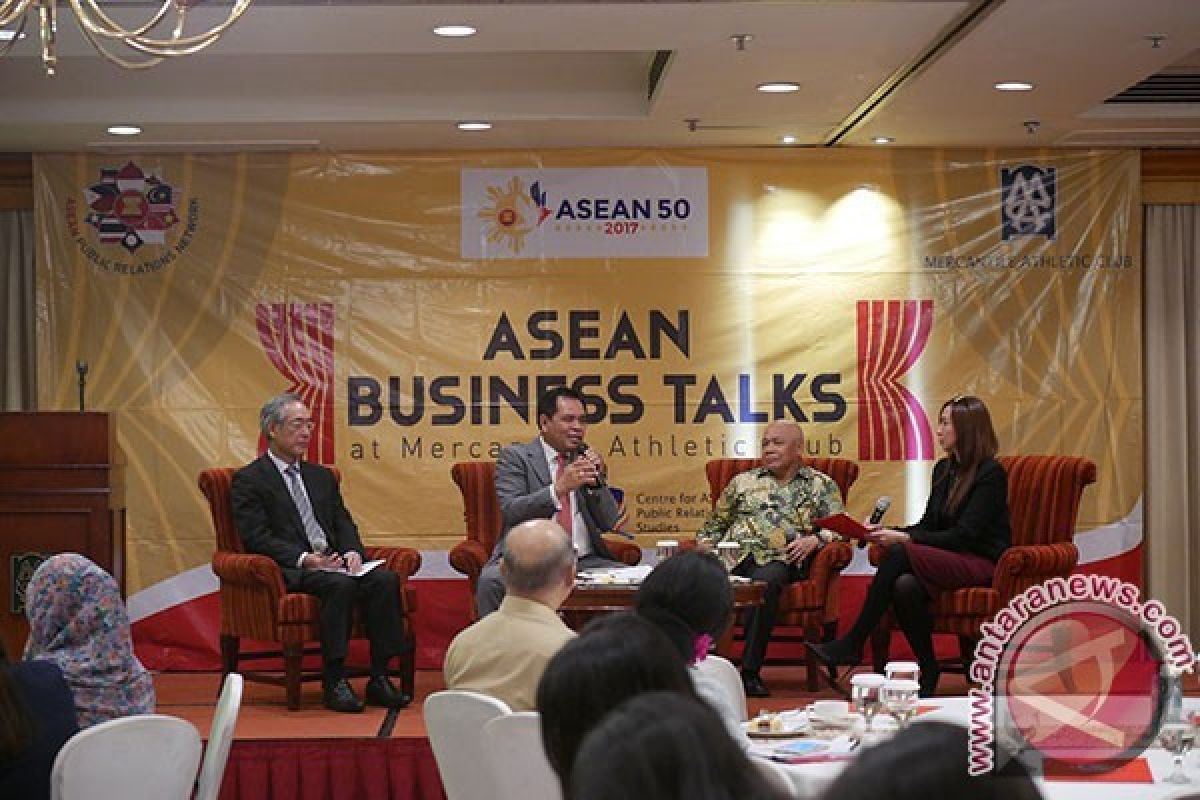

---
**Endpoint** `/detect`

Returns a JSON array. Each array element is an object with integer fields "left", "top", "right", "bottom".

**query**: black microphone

[
  {"left": 576, "top": 442, "right": 606, "bottom": 488},
  {"left": 76, "top": 360, "right": 89, "bottom": 412},
  {"left": 858, "top": 495, "right": 892, "bottom": 548}
]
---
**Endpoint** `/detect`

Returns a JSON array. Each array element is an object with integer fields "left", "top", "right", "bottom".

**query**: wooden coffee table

[{"left": 561, "top": 579, "right": 766, "bottom": 659}]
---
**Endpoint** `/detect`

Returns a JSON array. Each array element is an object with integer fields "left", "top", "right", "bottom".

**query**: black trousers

[
  {"left": 732, "top": 556, "right": 810, "bottom": 674},
  {"left": 285, "top": 567, "right": 405, "bottom": 675}
]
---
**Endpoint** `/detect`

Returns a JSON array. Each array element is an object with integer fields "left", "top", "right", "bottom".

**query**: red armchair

[
  {"left": 448, "top": 461, "right": 641, "bottom": 618},
  {"left": 199, "top": 467, "right": 420, "bottom": 710},
  {"left": 869, "top": 454, "right": 1097, "bottom": 673},
  {"left": 703, "top": 457, "right": 860, "bottom": 690}
]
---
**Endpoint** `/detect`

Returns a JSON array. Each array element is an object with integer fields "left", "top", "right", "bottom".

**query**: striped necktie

[{"left": 285, "top": 464, "right": 330, "bottom": 553}]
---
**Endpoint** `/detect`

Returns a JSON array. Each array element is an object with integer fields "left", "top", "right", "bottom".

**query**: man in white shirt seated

[{"left": 443, "top": 519, "right": 578, "bottom": 711}]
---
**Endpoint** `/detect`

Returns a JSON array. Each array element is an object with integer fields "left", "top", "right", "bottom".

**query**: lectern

[{"left": 0, "top": 412, "right": 125, "bottom": 656}]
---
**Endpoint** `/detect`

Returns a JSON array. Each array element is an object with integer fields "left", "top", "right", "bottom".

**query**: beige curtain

[
  {"left": 1144, "top": 204, "right": 1200, "bottom": 645},
  {"left": 1, "top": 208, "right": 36, "bottom": 410}
]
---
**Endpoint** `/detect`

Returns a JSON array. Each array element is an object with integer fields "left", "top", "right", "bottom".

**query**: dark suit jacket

[
  {"left": 493, "top": 437, "right": 620, "bottom": 560},
  {"left": 231, "top": 454, "right": 365, "bottom": 572},
  {"left": 902, "top": 456, "right": 1011, "bottom": 562}
]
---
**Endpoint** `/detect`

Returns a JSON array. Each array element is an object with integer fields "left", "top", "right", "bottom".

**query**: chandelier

[{"left": 0, "top": 0, "right": 253, "bottom": 76}]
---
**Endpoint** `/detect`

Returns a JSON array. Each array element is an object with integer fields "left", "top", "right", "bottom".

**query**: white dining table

[{"left": 755, "top": 696, "right": 1200, "bottom": 800}]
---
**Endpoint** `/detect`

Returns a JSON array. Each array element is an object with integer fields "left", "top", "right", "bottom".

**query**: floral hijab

[{"left": 23, "top": 553, "right": 155, "bottom": 727}]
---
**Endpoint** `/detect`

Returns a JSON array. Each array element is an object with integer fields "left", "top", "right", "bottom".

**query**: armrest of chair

[
  {"left": 212, "top": 551, "right": 287, "bottom": 596},
  {"left": 365, "top": 545, "right": 422, "bottom": 579},
  {"left": 809, "top": 541, "right": 854, "bottom": 593},
  {"left": 993, "top": 542, "right": 1078, "bottom": 602},
  {"left": 605, "top": 538, "right": 642, "bottom": 566},
  {"left": 448, "top": 540, "right": 491, "bottom": 580}
]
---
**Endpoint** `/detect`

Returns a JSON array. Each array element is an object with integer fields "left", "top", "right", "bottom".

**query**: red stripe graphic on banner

[
  {"left": 255, "top": 302, "right": 337, "bottom": 463},
  {"left": 857, "top": 299, "right": 934, "bottom": 461}
]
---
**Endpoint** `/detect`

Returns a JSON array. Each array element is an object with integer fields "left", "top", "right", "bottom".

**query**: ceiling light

[
  {"left": 780, "top": 135, "right": 797, "bottom": 145},
  {"left": 433, "top": 24, "right": 477, "bottom": 38},
  {"left": 107, "top": 125, "right": 142, "bottom": 136},
  {"left": 0, "top": 0, "right": 252, "bottom": 76},
  {"left": 994, "top": 81, "right": 1034, "bottom": 92},
  {"left": 0, "top": 29, "right": 26, "bottom": 42},
  {"left": 872, "top": 136, "right": 894, "bottom": 145},
  {"left": 457, "top": 121, "right": 492, "bottom": 131},
  {"left": 756, "top": 82, "right": 800, "bottom": 93}
]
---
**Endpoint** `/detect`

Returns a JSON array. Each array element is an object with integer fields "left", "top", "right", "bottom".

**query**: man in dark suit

[
  {"left": 231, "top": 393, "right": 410, "bottom": 713},
  {"left": 476, "top": 386, "right": 627, "bottom": 616}
]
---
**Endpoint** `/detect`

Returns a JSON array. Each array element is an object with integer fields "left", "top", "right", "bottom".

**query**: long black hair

[
  {"left": 635, "top": 550, "right": 732, "bottom": 662},
  {"left": 0, "top": 639, "right": 34, "bottom": 761}
]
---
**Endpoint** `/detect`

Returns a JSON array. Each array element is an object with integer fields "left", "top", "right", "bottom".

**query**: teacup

[{"left": 807, "top": 699, "right": 850, "bottom": 723}]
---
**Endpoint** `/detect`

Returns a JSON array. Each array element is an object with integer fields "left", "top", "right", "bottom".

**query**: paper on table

[
  {"left": 812, "top": 512, "right": 872, "bottom": 541},
  {"left": 319, "top": 558, "right": 385, "bottom": 578}
]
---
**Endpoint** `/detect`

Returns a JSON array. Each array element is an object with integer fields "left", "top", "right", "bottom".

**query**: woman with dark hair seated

[
  {"left": 0, "top": 639, "right": 79, "bottom": 799},
  {"left": 24, "top": 553, "right": 155, "bottom": 727},
  {"left": 809, "top": 396, "right": 1011, "bottom": 696},
  {"left": 570, "top": 691, "right": 788, "bottom": 800},
  {"left": 817, "top": 721, "right": 1042, "bottom": 800},
  {"left": 536, "top": 612, "right": 697, "bottom": 794},
  {"left": 634, "top": 550, "right": 750, "bottom": 747}
]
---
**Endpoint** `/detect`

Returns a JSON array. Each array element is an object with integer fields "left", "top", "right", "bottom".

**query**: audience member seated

[
  {"left": 634, "top": 550, "right": 750, "bottom": 749},
  {"left": 818, "top": 721, "right": 1042, "bottom": 800},
  {"left": 696, "top": 420, "right": 844, "bottom": 697},
  {"left": 536, "top": 613, "right": 696, "bottom": 794},
  {"left": 444, "top": 519, "right": 577, "bottom": 711},
  {"left": 23, "top": 553, "right": 154, "bottom": 727},
  {"left": 0, "top": 639, "right": 79, "bottom": 800},
  {"left": 570, "top": 691, "right": 787, "bottom": 800}
]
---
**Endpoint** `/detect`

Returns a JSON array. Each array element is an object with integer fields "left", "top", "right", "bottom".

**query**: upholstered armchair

[
  {"left": 703, "top": 457, "right": 860, "bottom": 691},
  {"left": 199, "top": 467, "right": 420, "bottom": 710},
  {"left": 869, "top": 454, "right": 1097, "bottom": 673},
  {"left": 448, "top": 461, "right": 641, "bottom": 618}
]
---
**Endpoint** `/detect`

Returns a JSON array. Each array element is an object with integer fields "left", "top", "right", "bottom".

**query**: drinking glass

[
  {"left": 850, "top": 673, "right": 887, "bottom": 732},
  {"left": 884, "top": 660, "right": 920, "bottom": 684},
  {"left": 655, "top": 540, "right": 679, "bottom": 563},
  {"left": 880, "top": 679, "right": 920, "bottom": 728},
  {"left": 1158, "top": 722, "right": 1195, "bottom": 784},
  {"left": 716, "top": 542, "right": 741, "bottom": 572}
]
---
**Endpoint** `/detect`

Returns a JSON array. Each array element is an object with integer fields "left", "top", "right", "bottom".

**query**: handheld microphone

[
  {"left": 859, "top": 496, "right": 891, "bottom": 548},
  {"left": 576, "top": 442, "right": 606, "bottom": 488}
]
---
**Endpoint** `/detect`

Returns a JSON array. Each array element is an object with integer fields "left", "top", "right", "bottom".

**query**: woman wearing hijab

[{"left": 24, "top": 553, "right": 155, "bottom": 727}]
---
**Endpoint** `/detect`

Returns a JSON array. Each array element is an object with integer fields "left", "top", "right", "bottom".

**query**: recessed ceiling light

[
  {"left": 994, "top": 81, "right": 1034, "bottom": 92},
  {"left": 756, "top": 81, "right": 800, "bottom": 93},
  {"left": 433, "top": 24, "right": 476, "bottom": 37},
  {"left": 780, "top": 135, "right": 797, "bottom": 145},
  {"left": 107, "top": 125, "right": 142, "bottom": 136},
  {"left": 0, "top": 29, "right": 26, "bottom": 42},
  {"left": 457, "top": 121, "right": 492, "bottom": 131},
  {"left": 872, "top": 136, "right": 894, "bottom": 145}
]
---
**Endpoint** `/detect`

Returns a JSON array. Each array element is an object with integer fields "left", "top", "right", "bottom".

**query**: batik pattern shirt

[{"left": 696, "top": 466, "right": 844, "bottom": 566}]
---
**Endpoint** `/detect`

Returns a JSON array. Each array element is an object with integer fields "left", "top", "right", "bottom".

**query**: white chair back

[
  {"left": 693, "top": 654, "right": 748, "bottom": 721},
  {"left": 51, "top": 714, "right": 203, "bottom": 800},
  {"left": 195, "top": 672, "right": 244, "bottom": 800},
  {"left": 482, "top": 711, "right": 562, "bottom": 800},
  {"left": 424, "top": 689, "right": 512, "bottom": 800}
]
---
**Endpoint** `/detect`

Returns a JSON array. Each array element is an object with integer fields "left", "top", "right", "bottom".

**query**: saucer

[
  {"left": 807, "top": 710, "right": 860, "bottom": 729},
  {"left": 743, "top": 712, "right": 808, "bottom": 739}
]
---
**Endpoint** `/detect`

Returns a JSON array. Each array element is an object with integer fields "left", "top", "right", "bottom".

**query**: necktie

[
  {"left": 554, "top": 452, "right": 574, "bottom": 537},
  {"left": 285, "top": 464, "right": 329, "bottom": 553}
]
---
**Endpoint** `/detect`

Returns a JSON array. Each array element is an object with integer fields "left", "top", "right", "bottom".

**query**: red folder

[{"left": 813, "top": 512, "right": 872, "bottom": 541}]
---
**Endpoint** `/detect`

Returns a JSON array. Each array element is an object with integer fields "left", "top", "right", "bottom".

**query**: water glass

[
  {"left": 884, "top": 660, "right": 920, "bottom": 684},
  {"left": 716, "top": 541, "right": 741, "bottom": 572},
  {"left": 850, "top": 673, "right": 887, "bottom": 732},
  {"left": 655, "top": 540, "right": 679, "bottom": 563},
  {"left": 880, "top": 679, "right": 920, "bottom": 728},
  {"left": 1158, "top": 722, "right": 1195, "bottom": 784}
]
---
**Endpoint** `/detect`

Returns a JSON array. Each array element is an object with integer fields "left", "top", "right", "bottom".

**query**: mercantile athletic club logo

[{"left": 969, "top": 574, "right": 1196, "bottom": 777}]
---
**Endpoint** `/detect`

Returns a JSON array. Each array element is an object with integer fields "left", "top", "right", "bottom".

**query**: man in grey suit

[{"left": 476, "top": 386, "right": 627, "bottom": 616}]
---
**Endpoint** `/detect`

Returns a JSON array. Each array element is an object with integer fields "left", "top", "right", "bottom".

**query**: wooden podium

[{"left": 0, "top": 412, "right": 125, "bottom": 657}]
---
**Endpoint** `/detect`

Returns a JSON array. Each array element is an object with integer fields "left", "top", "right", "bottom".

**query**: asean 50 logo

[
  {"left": 476, "top": 176, "right": 549, "bottom": 255},
  {"left": 65, "top": 160, "right": 199, "bottom": 275}
]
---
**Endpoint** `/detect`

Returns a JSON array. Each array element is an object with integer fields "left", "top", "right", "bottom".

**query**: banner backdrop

[{"left": 33, "top": 149, "right": 1142, "bottom": 666}]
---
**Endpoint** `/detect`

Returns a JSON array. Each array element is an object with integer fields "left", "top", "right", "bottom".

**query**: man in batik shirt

[{"left": 697, "top": 420, "right": 843, "bottom": 697}]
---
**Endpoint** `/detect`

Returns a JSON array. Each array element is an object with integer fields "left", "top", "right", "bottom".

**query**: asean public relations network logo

[
  {"left": 477, "top": 176, "right": 552, "bottom": 255},
  {"left": 65, "top": 160, "right": 199, "bottom": 275},
  {"left": 969, "top": 574, "right": 1197, "bottom": 777}
]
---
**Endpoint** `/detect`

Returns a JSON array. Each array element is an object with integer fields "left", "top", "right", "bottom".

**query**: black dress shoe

[
  {"left": 806, "top": 640, "right": 862, "bottom": 686},
  {"left": 323, "top": 679, "right": 365, "bottom": 713},
  {"left": 742, "top": 672, "right": 771, "bottom": 698},
  {"left": 365, "top": 675, "right": 411, "bottom": 709}
]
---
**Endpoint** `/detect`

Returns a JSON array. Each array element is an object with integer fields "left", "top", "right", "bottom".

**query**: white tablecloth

[{"left": 759, "top": 696, "right": 1200, "bottom": 800}]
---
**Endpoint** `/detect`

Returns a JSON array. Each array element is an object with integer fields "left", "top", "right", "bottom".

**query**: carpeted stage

[{"left": 158, "top": 666, "right": 979, "bottom": 800}]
